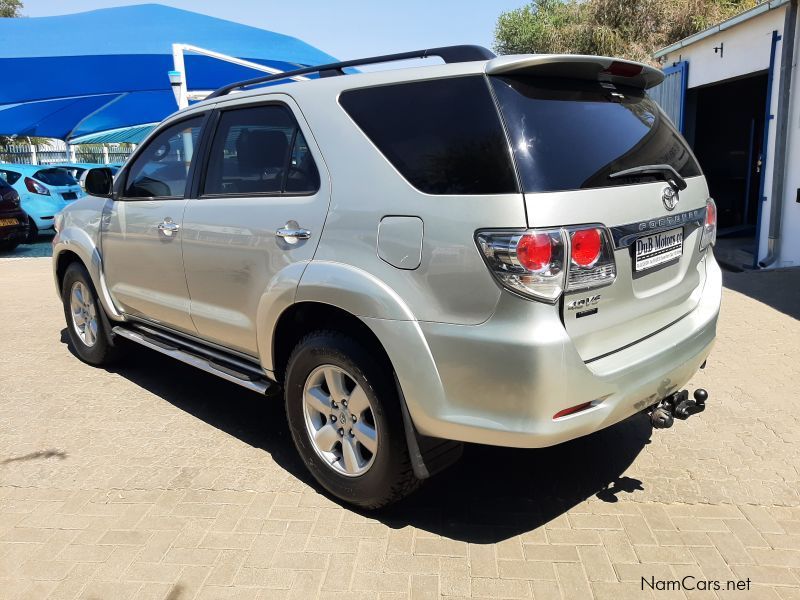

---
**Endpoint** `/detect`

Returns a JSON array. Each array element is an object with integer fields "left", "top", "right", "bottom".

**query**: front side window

[
  {"left": 203, "top": 105, "right": 320, "bottom": 196},
  {"left": 339, "top": 76, "right": 518, "bottom": 195},
  {"left": 124, "top": 116, "right": 204, "bottom": 198}
]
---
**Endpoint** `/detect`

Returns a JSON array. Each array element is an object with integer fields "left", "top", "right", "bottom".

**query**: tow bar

[{"left": 649, "top": 389, "right": 708, "bottom": 429}]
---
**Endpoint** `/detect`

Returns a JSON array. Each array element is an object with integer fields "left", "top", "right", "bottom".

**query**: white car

[{"left": 53, "top": 46, "right": 720, "bottom": 508}]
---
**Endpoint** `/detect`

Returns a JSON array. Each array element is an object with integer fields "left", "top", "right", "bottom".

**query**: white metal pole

[
  {"left": 27, "top": 137, "right": 38, "bottom": 165},
  {"left": 172, "top": 44, "right": 189, "bottom": 109},
  {"left": 168, "top": 43, "right": 309, "bottom": 108}
]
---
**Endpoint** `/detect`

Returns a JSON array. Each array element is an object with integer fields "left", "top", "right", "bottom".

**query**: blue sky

[{"left": 23, "top": 1, "right": 527, "bottom": 60}]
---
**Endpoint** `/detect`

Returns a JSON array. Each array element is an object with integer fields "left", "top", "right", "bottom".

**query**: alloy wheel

[
  {"left": 69, "top": 281, "right": 98, "bottom": 347},
  {"left": 302, "top": 364, "right": 379, "bottom": 477}
]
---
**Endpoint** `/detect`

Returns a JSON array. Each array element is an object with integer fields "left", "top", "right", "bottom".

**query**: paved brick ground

[{"left": 1, "top": 257, "right": 799, "bottom": 599}]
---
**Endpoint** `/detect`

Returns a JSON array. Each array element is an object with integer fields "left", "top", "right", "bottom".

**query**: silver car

[{"left": 52, "top": 46, "right": 721, "bottom": 508}]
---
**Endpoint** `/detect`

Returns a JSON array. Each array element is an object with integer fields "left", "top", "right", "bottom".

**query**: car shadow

[
  {"left": 378, "top": 419, "right": 650, "bottom": 542},
  {"left": 61, "top": 330, "right": 652, "bottom": 543}
]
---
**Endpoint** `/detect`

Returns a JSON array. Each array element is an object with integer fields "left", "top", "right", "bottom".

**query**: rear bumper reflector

[{"left": 553, "top": 401, "right": 593, "bottom": 420}]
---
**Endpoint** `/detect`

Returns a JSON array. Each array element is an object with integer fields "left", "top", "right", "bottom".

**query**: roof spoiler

[{"left": 485, "top": 54, "right": 664, "bottom": 90}]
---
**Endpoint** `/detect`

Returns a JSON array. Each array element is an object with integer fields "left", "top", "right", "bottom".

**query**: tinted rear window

[
  {"left": 34, "top": 168, "right": 78, "bottom": 186},
  {"left": 490, "top": 76, "right": 701, "bottom": 193},
  {"left": 339, "top": 76, "right": 517, "bottom": 195},
  {"left": 0, "top": 169, "right": 21, "bottom": 185}
]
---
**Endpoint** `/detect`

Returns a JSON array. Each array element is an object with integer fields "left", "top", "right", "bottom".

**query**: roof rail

[{"left": 205, "top": 45, "right": 496, "bottom": 100}]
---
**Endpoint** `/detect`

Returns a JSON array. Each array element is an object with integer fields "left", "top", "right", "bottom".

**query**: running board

[{"left": 111, "top": 326, "right": 273, "bottom": 395}]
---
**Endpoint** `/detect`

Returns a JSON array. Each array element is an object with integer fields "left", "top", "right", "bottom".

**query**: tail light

[
  {"left": 476, "top": 229, "right": 565, "bottom": 302},
  {"left": 24, "top": 177, "right": 50, "bottom": 196},
  {"left": 477, "top": 225, "right": 616, "bottom": 302},
  {"left": 699, "top": 198, "right": 717, "bottom": 251},
  {"left": 565, "top": 226, "right": 617, "bottom": 292}
]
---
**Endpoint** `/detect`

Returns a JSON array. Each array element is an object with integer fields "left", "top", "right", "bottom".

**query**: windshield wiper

[{"left": 608, "top": 164, "right": 687, "bottom": 192}]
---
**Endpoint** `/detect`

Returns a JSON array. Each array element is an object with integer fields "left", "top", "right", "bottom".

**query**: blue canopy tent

[{"left": 0, "top": 4, "right": 336, "bottom": 141}]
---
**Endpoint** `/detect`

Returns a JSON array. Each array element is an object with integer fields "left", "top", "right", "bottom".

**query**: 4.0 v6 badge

[{"left": 567, "top": 294, "right": 601, "bottom": 310}]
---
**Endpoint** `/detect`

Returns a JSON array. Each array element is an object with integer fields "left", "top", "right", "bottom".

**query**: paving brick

[
  {"left": 439, "top": 556, "right": 469, "bottom": 597},
  {"left": 497, "top": 559, "right": 556, "bottom": 580},
  {"left": 97, "top": 530, "right": 151, "bottom": 546},
  {"left": 568, "top": 514, "right": 622, "bottom": 530},
  {"left": 600, "top": 531, "right": 639, "bottom": 564},
  {"left": 471, "top": 576, "right": 531, "bottom": 599},
  {"left": 522, "top": 544, "right": 579, "bottom": 562},
  {"left": 410, "top": 574, "right": 438, "bottom": 600},
  {"left": 468, "top": 543, "right": 497, "bottom": 578},
  {"left": 555, "top": 562, "right": 592, "bottom": 599},
  {"left": 545, "top": 528, "right": 602, "bottom": 545},
  {"left": 413, "top": 538, "right": 467, "bottom": 558},
  {"left": 578, "top": 545, "right": 616, "bottom": 582}
]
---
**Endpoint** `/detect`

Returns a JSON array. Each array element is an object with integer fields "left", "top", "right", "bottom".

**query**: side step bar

[{"left": 112, "top": 326, "right": 273, "bottom": 395}]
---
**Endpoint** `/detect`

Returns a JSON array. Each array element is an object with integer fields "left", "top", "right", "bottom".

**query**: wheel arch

[
  {"left": 271, "top": 301, "right": 392, "bottom": 384},
  {"left": 52, "top": 229, "right": 123, "bottom": 320}
]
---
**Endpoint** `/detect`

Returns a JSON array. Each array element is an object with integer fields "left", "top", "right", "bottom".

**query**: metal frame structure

[{"left": 170, "top": 43, "right": 312, "bottom": 109}]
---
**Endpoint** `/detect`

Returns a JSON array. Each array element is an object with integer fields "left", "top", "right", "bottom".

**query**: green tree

[
  {"left": 0, "top": 0, "right": 22, "bottom": 18},
  {"left": 495, "top": 0, "right": 762, "bottom": 64}
]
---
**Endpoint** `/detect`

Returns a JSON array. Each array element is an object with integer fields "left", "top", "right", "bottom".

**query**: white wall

[
  {"left": 776, "top": 9, "right": 800, "bottom": 268},
  {"left": 662, "top": 5, "right": 800, "bottom": 268},
  {"left": 662, "top": 9, "right": 786, "bottom": 88}
]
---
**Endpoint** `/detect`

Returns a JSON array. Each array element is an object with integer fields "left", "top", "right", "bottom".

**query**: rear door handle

[
  {"left": 276, "top": 220, "right": 311, "bottom": 244},
  {"left": 157, "top": 218, "right": 180, "bottom": 237}
]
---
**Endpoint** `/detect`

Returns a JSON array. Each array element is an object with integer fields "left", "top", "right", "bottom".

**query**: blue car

[{"left": 0, "top": 163, "right": 85, "bottom": 241}]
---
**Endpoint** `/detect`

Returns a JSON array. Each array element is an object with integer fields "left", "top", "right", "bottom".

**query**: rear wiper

[{"left": 608, "top": 164, "right": 687, "bottom": 192}]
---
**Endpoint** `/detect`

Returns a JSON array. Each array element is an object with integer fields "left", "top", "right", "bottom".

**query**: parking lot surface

[{"left": 1, "top": 257, "right": 799, "bottom": 599}]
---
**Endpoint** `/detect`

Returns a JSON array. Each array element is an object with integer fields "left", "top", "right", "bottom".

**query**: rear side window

[
  {"left": 34, "top": 169, "right": 78, "bottom": 186},
  {"left": 203, "top": 105, "right": 320, "bottom": 196},
  {"left": 490, "top": 76, "right": 701, "bottom": 193},
  {"left": 339, "top": 76, "right": 517, "bottom": 195},
  {"left": 0, "top": 169, "right": 22, "bottom": 185}
]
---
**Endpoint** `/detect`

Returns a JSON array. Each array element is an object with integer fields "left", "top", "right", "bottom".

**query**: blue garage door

[{"left": 648, "top": 61, "right": 688, "bottom": 133}]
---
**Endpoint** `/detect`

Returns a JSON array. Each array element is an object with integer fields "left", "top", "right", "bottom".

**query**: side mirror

[{"left": 83, "top": 167, "right": 114, "bottom": 198}]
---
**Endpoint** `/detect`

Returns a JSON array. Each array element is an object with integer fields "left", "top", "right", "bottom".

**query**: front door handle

[
  {"left": 157, "top": 218, "right": 180, "bottom": 238},
  {"left": 276, "top": 220, "right": 311, "bottom": 244}
]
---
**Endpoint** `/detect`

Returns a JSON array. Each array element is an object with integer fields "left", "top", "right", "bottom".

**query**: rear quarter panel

[{"left": 287, "top": 77, "right": 527, "bottom": 325}]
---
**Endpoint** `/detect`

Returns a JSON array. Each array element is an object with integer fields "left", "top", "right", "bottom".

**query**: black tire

[
  {"left": 25, "top": 217, "right": 38, "bottom": 244},
  {"left": 61, "top": 262, "right": 120, "bottom": 366},
  {"left": 284, "top": 330, "right": 420, "bottom": 509}
]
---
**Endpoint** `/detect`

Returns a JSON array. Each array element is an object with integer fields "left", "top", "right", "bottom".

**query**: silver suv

[{"left": 53, "top": 46, "right": 721, "bottom": 508}]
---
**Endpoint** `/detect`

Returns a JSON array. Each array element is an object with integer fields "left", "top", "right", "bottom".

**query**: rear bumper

[
  {"left": 0, "top": 211, "right": 29, "bottom": 243},
  {"left": 368, "top": 254, "right": 721, "bottom": 448}
]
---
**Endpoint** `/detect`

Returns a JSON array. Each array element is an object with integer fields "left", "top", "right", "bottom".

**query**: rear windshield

[
  {"left": 33, "top": 168, "right": 78, "bottom": 186},
  {"left": 0, "top": 169, "right": 21, "bottom": 185},
  {"left": 339, "top": 76, "right": 517, "bottom": 195},
  {"left": 490, "top": 76, "right": 701, "bottom": 193}
]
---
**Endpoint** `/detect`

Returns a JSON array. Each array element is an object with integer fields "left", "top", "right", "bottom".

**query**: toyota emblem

[{"left": 662, "top": 186, "right": 679, "bottom": 211}]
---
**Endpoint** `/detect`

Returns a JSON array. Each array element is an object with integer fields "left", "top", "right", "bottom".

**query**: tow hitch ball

[{"left": 649, "top": 389, "right": 708, "bottom": 429}]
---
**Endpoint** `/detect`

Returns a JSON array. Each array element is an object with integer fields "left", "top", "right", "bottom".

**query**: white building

[{"left": 651, "top": 0, "right": 799, "bottom": 268}]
